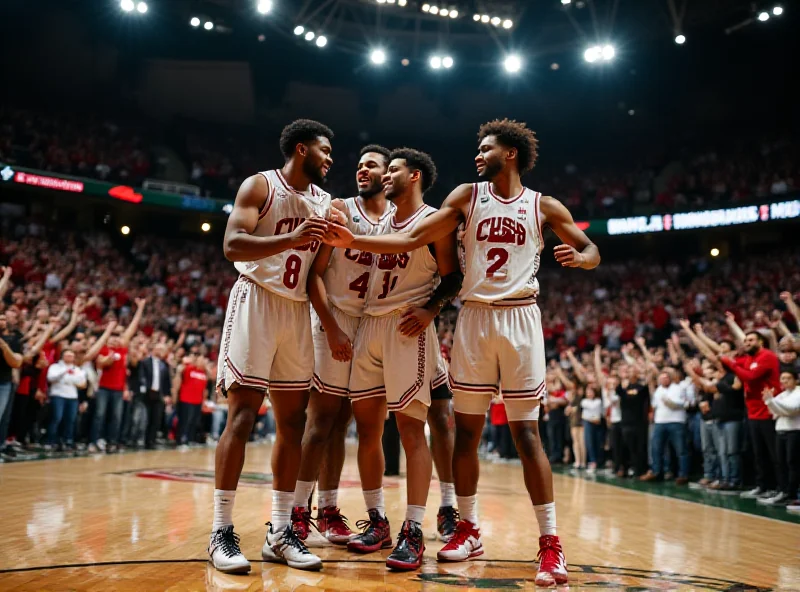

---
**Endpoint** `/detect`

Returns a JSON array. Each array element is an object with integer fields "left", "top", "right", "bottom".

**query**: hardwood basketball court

[{"left": 0, "top": 443, "right": 797, "bottom": 591}]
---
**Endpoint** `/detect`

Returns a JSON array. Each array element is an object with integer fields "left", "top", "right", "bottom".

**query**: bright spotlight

[
  {"left": 398, "top": 0, "right": 407, "bottom": 6},
  {"left": 442, "top": 56, "right": 454, "bottom": 68},
  {"left": 601, "top": 44, "right": 616, "bottom": 60},
  {"left": 757, "top": 11, "right": 770, "bottom": 21},
  {"left": 190, "top": 17, "right": 200, "bottom": 27},
  {"left": 136, "top": 2, "right": 148, "bottom": 14},
  {"left": 430, "top": 55, "right": 442, "bottom": 69},
  {"left": 561, "top": 0, "right": 572, "bottom": 4},
  {"left": 121, "top": 226, "right": 131, "bottom": 235},
  {"left": 430, "top": 6, "right": 439, "bottom": 15},
  {"left": 584, "top": 46, "right": 600, "bottom": 62},
  {"left": 294, "top": 25, "right": 304, "bottom": 35},
  {"left": 305, "top": 31, "right": 316, "bottom": 40},
  {"left": 504, "top": 54, "right": 522, "bottom": 73},
  {"left": 473, "top": 13, "right": 480, "bottom": 21},
  {"left": 370, "top": 49, "right": 387, "bottom": 65},
  {"left": 422, "top": 3, "right": 430, "bottom": 11},
  {"left": 377, "top": 0, "right": 387, "bottom": 3},
  {"left": 120, "top": 0, "right": 134, "bottom": 12},
  {"left": 675, "top": 34, "right": 686, "bottom": 44},
  {"left": 450, "top": 10, "right": 458, "bottom": 18},
  {"left": 441, "top": 9, "right": 449, "bottom": 17},
  {"left": 710, "top": 248, "right": 720, "bottom": 257},
  {"left": 481, "top": 14, "right": 490, "bottom": 23},
  {"left": 491, "top": 16, "right": 501, "bottom": 26},
  {"left": 204, "top": 21, "right": 214, "bottom": 30},
  {"left": 316, "top": 35, "right": 327, "bottom": 47},
  {"left": 257, "top": 0, "right": 273, "bottom": 14},
  {"left": 202, "top": 222, "right": 211, "bottom": 232},
  {"left": 502, "top": 19, "right": 513, "bottom": 28},
  {"left": 773, "top": 5, "right": 783, "bottom": 16}
]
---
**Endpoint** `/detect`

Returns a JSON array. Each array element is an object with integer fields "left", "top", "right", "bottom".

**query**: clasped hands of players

[{"left": 287, "top": 209, "right": 349, "bottom": 248}]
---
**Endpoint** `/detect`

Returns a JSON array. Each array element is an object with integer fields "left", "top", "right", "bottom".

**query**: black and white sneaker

[
  {"left": 262, "top": 522, "right": 323, "bottom": 571},
  {"left": 208, "top": 525, "right": 251, "bottom": 574},
  {"left": 436, "top": 506, "right": 459, "bottom": 542}
]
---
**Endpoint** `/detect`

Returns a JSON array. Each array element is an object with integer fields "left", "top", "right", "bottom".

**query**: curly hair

[
  {"left": 389, "top": 148, "right": 438, "bottom": 193},
  {"left": 359, "top": 144, "right": 391, "bottom": 166},
  {"left": 477, "top": 119, "right": 539, "bottom": 174},
  {"left": 279, "top": 119, "right": 334, "bottom": 158}
]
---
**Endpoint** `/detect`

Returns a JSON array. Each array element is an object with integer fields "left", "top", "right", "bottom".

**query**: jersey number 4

[{"left": 349, "top": 271, "right": 397, "bottom": 299}]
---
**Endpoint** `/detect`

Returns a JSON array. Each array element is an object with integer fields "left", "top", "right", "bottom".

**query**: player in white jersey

[
  {"left": 289, "top": 145, "right": 395, "bottom": 547},
  {"left": 327, "top": 148, "right": 463, "bottom": 572},
  {"left": 208, "top": 119, "right": 343, "bottom": 575},
  {"left": 323, "top": 120, "right": 600, "bottom": 587}
]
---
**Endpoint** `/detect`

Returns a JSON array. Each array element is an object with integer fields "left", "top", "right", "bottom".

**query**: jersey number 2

[
  {"left": 486, "top": 248, "right": 509, "bottom": 278},
  {"left": 283, "top": 254, "right": 302, "bottom": 289}
]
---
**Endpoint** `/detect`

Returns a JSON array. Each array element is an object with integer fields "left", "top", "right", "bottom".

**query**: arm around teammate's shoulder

[
  {"left": 223, "top": 174, "right": 327, "bottom": 262},
  {"left": 539, "top": 195, "right": 601, "bottom": 270}
]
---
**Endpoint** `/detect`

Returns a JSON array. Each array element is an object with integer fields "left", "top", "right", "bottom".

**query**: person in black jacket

[
  {"left": 138, "top": 343, "right": 171, "bottom": 448},
  {"left": 616, "top": 364, "right": 651, "bottom": 477}
]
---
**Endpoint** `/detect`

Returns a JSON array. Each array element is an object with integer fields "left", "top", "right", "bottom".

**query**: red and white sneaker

[
  {"left": 290, "top": 506, "right": 329, "bottom": 548},
  {"left": 436, "top": 520, "right": 484, "bottom": 562},
  {"left": 535, "top": 535, "right": 568, "bottom": 587},
  {"left": 317, "top": 506, "right": 355, "bottom": 545}
]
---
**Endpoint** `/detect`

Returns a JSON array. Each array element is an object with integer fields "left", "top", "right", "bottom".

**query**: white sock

[
  {"left": 271, "top": 490, "right": 295, "bottom": 532},
  {"left": 405, "top": 504, "right": 426, "bottom": 525},
  {"left": 293, "top": 480, "right": 316, "bottom": 509},
  {"left": 457, "top": 494, "right": 479, "bottom": 527},
  {"left": 362, "top": 488, "right": 385, "bottom": 516},
  {"left": 212, "top": 489, "right": 236, "bottom": 532},
  {"left": 439, "top": 481, "right": 456, "bottom": 508},
  {"left": 318, "top": 489, "right": 338, "bottom": 509},
  {"left": 534, "top": 502, "right": 557, "bottom": 536}
]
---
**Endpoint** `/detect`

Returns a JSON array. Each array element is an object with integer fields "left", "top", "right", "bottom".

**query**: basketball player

[
  {"left": 339, "top": 148, "right": 463, "bottom": 571},
  {"left": 208, "top": 119, "right": 341, "bottom": 574},
  {"left": 323, "top": 120, "right": 600, "bottom": 586}
]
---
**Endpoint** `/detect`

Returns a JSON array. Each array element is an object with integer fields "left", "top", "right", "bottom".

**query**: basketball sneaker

[
  {"left": 385, "top": 520, "right": 425, "bottom": 571},
  {"left": 290, "top": 506, "right": 329, "bottom": 547},
  {"left": 317, "top": 506, "right": 355, "bottom": 544},
  {"left": 436, "top": 506, "right": 459, "bottom": 542},
  {"left": 740, "top": 486, "right": 765, "bottom": 499},
  {"left": 535, "top": 535, "right": 568, "bottom": 587},
  {"left": 207, "top": 525, "right": 251, "bottom": 574},
  {"left": 261, "top": 522, "right": 323, "bottom": 571},
  {"left": 347, "top": 508, "right": 392, "bottom": 553},
  {"left": 437, "top": 520, "right": 483, "bottom": 562}
]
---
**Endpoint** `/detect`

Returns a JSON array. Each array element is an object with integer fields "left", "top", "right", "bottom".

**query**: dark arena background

[{"left": 0, "top": 0, "right": 799, "bottom": 591}]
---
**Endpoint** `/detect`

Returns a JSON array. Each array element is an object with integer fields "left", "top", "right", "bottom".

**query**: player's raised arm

[
  {"left": 223, "top": 174, "right": 329, "bottom": 262},
  {"left": 323, "top": 183, "right": 473, "bottom": 254},
  {"left": 540, "top": 196, "right": 601, "bottom": 270}
]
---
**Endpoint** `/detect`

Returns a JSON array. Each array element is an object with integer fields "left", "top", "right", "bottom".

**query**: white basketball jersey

[
  {"left": 459, "top": 182, "right": 544, "bottom": 304},
  {"left": 324, "top": 197, "right": 395, "bottom": 317},
  {"left": 234, "top": 169, "right": 331, "bottom": 302},
  {"left": 363, "top": 204, "right": 439, "bottom": 316}
]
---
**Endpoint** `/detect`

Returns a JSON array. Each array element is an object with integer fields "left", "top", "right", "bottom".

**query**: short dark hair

[
  {"left": 359, "top": 144, "right": 391, "bottom": 166},
  {"left": 279, "top": 119, "right": 334, "bottom": 159},
  {"left": 389, "top": 148, "right": 437, "bottom": 194},
  {"left": 745, "top": 331, "right": 766, "bottom": 346},
  {"left": 477, "top": 118, "right": 539, "bottom": 174},
  {"left": 720, "top": 339, "right": 736, "bottom": 351}
]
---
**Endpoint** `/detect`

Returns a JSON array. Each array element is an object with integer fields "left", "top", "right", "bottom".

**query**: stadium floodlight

[
  {"left": 450, "top": 10, "right": 458, "bottom": 18},
  {"left": 204, "top": 21, "right": 214, "bottom": 30},
  {"left": 370, "top": 49, "right": 387, "bottom": 65},
  {"left": 121, "top": 226, "right": 131, "bottom": 235},
  {"left": 136, "top": 2, "right": 148, "bottom": 14},
  {"left": 601, "top": 44, "right": 616, "bottom": 60},
  {"left": 305, "top": 31, "right": 315, "bottom": 41},
  {"left": 442, "top": 56, "right": 454, "bottom": 68},
  {"left": 757, "top": 11, "right": 770, "bottom": 21},
  {"left": 675, "top": 34, "right": 686, "bottom": 44},
  {"left": 422, "top": 4, "right": 431, "bottom": 12},
  {"left": 772, "top": 5, "right": 783, "bottom": 16},
  {"left": 120, "top": 0, "right": 134, "bottom": 12},
  {"left": 481, "top": 14, "right": 490, "bottom": 23},
  {"left": 399, "top": 0, "right": 407, "bottom": 5},
  {"left": 502, "top": 19, "right": 513, "bottom": 28},
  {"left": 430, "top": 6, "right": 439, "bottom": 15},
  {"left": 190, "top": 17, "right": 200, "bottom": 27},
  {"left": 257, "top": 0, "right": 273, "bottom": 14},
  {"left": 294, "top": 25, "right": 304, "bottom": 35},
  {"left": 584, "top": 46, "right": 601, "bottom": 62},
  {"left": 377, "top": 0, "right": 387, "bottom": 3},
  {"left": 504, "top": 54, "right": 522, "bottom": 73},
  {"left": 316, "top": 35, "right": 327, "bottom": 47},
  {"left": 441, "top": 9, "right": 449, "bottom": 16},
  {"left": 491, "top": 16, "right": 501, "bottom": 25},
  {"left": 430, "top": 55, "right": 443, "bottom": 69},
  {"left": 473, "top": 13, "right": 480, "bottom": 21},
  {"left": 202, "top": 222, "right": 211, "bottom": 232},
  {"left": 710, "top": 248, "right": 720, "bottom": 257},
  {"left": 561, "top": 0, "right": 572, "bottom": 4}
]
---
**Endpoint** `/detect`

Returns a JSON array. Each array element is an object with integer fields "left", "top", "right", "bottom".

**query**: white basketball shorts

[
  {"left": 449, "top": 302, "right": 546, "bottom": 421},
  {"left": 217, "top": 277, "right": 314, "bottom": 394},
  {"left": 348, "top": 311, "right": 439, "bottom": 414},
  {"left": 311, "top": 304, "right": 362, "bottom": 397}
]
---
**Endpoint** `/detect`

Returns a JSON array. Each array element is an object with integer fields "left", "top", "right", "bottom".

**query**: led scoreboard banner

[{"left": 2, "top": 162, "right": 798, "bottom": 234}]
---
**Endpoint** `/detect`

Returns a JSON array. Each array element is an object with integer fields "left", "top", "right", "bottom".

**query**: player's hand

[
  {"left": 322, "top": 222, "right": 355, "bottom": 248},
  {"left": 292, "top": 217, "right": 329, "bottom": 246},
  {"left": 398, "top": 307, "right": 436, "bottom": 338},
  {"left": 325, "top": 325, "right": 353, "bottom": 362},
  {"left": 328, "top": 202, "right": 348, "bottom": 226},
  {"left": 553, "top": 244, "right": 584, "bottom": 268}
]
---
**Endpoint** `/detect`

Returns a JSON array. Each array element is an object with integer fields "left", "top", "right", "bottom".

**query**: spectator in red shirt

[
  {"left": 91, "top": 298, "right": 146, "bottom": 453},
  {"left": 720, "top": 331, "right": 783, "bottom": 498},
  {"left": 173, "top": 354, "right": 209, "bottom": 447}
]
